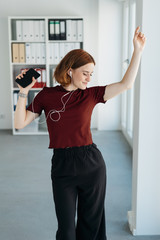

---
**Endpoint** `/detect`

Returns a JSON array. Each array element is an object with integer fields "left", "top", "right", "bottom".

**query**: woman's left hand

[{"left": 133, "top": 26, "right": 147, "bottom": 53}]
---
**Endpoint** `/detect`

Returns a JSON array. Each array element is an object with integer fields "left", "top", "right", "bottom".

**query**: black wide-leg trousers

[{"left": 51, "top": 143, "right": 107, "bottom": 240}]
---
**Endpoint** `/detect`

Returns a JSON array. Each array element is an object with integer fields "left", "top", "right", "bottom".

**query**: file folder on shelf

[
  {"left": 59, "top": 42, "right": 65, "bottom": 60},
  {"left": 35, "top": 68, "right": 42, "bottom": 88},
  {"left": 41, "top": 68, "right": 47, "bottom": 88},
  {"left": 22, "top": 21, "right": 29, "bottom": 41},
  {"left": 25, "top": 43, "right": 31, "bottom": 63},
  {"left": 19, "top": 43, "right": 25, "bottom": 63},
  {"left": 71, "top": 20, "right": 77, "bottom": 41},
  {"left": 66, "top": 19, "right": 72, "bottom": 41},
  {"left": 48, "top": 43, "right": 53, "bottom": 63},
  {"left": 36, "top": 43, "right": 41, "bottom": 64},
  {"left": 39, "top": 20, "right": 45, "bottom": 41},
  {"left": 53, "top": 43, "right": 60, "bottom": 64},
  {"left": 77, "top": 20, "right": 83, "bottom": 41},
  {"left": 60, "top": 20, "right": 66, "bottom": 40},
  {"left": 12, "top": 43, "right": 19, "bottom": 62},
  {"left": 34, "top": 21, "right": 40, "bottom": 41},
  {"left": 16, "top": 20, "right": 22, "bottom": 41},
  {"left": 13, "top": 92, "right": 18, "bottom": 111},
  {"left": 41, "top": 43, "right": 46, "bottom": 64},
  {"left": 49, "top": 20, "right": 55, "bottom": 40},
  {"left": 30, "top": 43, "right": 36, "bottom": 64},
  {"left": 28, "top": 20, "right": 34, "bottom": 41},
  {"left": 55, "top": 20, "right": 60, "bottom": 40}
]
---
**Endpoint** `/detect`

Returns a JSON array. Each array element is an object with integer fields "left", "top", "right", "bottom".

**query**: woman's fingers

[
  {"left": 21, "top": 69, "right": 28, "bottom": 77},
  {"left": 139, "top": 32, "right": 145, "bottom": 38},
  {"left": 134, "top": 26, "right": 146, "bottom": 40},
  {"left": 135, "top": 26, "right": 145, "bottom": 37},
  {"left": 135, "top": 26, "right": 140, "bottom": 34},
  {"left": 139, "top": 32, "right": 146, "bottom": 40},
  {"left": 27, "top": 77, "right": 36, "bottom": 88},
  {"left": 16, "top": 74, "right": 22, "bottom": 79},
  {"left": 32, "top": 77, "right": 37, "bottom": 84},
  {"left": 16, "top": 69, "right": 28, "bottom": 79}
]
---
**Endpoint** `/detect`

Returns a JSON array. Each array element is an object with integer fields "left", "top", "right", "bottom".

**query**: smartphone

[{"left": 15, "top": 68, "right": 41, "bottom": 88}]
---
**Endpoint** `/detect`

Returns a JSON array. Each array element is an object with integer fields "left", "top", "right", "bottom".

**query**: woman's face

[{"left": 70, "top": 63, "right": 94, "bottom": 90}]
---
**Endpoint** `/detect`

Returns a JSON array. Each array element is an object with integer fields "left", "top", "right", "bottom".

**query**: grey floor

[{"left": 0, "top": 129, "right": 160, "bottom": 240}]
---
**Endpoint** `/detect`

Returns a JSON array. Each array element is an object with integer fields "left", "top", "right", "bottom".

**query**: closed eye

[{"left": 83, "top": 73, "right": 93, "bottom": 77}]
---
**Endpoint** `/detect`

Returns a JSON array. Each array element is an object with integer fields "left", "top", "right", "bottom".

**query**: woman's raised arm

[{"left": 103, "top": 26, "right": 147, "bottom": 101}]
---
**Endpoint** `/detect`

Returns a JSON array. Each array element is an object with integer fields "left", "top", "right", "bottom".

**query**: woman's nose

[{"left": 86, "top": 75, "right": 91, "bottom": 82}]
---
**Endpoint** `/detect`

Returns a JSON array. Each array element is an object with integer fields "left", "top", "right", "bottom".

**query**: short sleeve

[
  {"left": 89, "top": 85, "right": 107, "bottom": 104},
  {"left": 26, "top": 89, "right": 44, "bottom": 115}
]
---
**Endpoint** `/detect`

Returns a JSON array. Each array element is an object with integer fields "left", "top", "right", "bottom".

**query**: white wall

[
  {"left": 129, "top": 0, "right": 160, "bottom": 235},
  {"left": 0, "top": 0, "right": 99, "bottom": 129},
  {"left": 98, "top": 0, "right": 123, "bottom": 130},
  {"left": 0, "top": 0, "right": 123, "bottom": 130}
]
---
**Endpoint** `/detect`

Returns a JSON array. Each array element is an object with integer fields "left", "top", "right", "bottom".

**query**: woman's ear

[{"left": 67, "top": 69, "right": 72, "bottom": 78}]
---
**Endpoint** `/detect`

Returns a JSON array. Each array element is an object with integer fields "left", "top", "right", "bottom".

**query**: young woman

[{"left": 14, "top": 26, "right": 146, "bottom": 240}]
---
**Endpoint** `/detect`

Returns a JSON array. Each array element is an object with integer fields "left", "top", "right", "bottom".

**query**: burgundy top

[{"left": 27, "top": 85, "right": 107, "bottom": 149}]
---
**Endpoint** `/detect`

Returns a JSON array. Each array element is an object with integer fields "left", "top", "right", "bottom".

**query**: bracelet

[{"left": 18, "top": 92, "right": 28, "bottom": 98}]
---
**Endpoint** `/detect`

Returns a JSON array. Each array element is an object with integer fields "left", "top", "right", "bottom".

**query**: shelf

[
  {"left": 9, "top": 16, "right": 84, "bottom": 135},
  {"left": 13, "top": 88, "right": 44, "bottom": 91},
  {"left": 11, "top": 63, "right": 46, "bottom": 65},
  {"left": 11, "top": 40, "right": 45, "bottom": 43},
  {"left": 11, "top": 40, "right": 82, "bottom": 43},
  {"left": 48, "top": 40, "right": 82, "bottom": 43},
  {"left": 13, "top": 130, "right": 48, "bottom": 135}
]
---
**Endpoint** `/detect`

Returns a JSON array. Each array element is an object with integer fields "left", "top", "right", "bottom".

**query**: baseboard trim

[{"left": 128, "top": 210, "right": 137, "bottom": 236}]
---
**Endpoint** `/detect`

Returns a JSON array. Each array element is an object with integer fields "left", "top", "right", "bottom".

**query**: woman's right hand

[{"left": 16, "top": 69, "right": 37, "bottom": 94}]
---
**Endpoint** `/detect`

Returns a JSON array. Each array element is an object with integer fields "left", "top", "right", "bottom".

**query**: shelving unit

[{"left": 8, "top": 16, "right": 84, "bottom": 135}]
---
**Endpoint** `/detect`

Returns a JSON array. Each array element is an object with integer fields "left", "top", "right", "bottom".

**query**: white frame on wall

[{"left": 121, "top": 0, "right": 136, "bottom": 148}]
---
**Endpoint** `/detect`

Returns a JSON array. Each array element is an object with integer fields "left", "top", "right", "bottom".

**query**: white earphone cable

[{"left": 31, "top": 87, "right": 76, "bottom": 124}]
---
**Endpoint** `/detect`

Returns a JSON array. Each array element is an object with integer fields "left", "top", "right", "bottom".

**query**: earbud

[{"left": 70, "top": 71, "right": 72, "bottom": 78}]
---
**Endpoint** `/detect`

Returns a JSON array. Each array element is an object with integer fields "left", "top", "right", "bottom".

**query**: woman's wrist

[
  {"left": 19, "top": 89, "right": 29, "bottom": 95},
  {"left": 18, "top": 91, "right": 28, "bottom": 98},
  {"left": 133, "top": 49, "right": 143, "bottom": 59},
  {"left": 133, "top": 47, "right": 143, "bottom": 55}
]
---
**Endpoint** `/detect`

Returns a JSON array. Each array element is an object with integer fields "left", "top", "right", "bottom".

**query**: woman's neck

[{"left": 62, "top": 84, "right": 78, "bottom": 92}]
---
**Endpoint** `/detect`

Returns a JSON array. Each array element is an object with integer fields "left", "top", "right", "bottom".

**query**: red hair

[{"left": 53, "top": 49, "right": 96, "bottom": 87}]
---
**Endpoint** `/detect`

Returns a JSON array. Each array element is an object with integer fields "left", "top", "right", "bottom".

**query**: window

[{"left": 121, "top": 0, "right": 136, "bottom": 146}]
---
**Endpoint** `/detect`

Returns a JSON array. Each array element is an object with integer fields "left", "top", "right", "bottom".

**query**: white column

[
  {"left": 128, "top": 0, "right": 160, "bottom": 235},
  {"left": 97, "top": 0, "right": 122, "bottom": 130}
]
